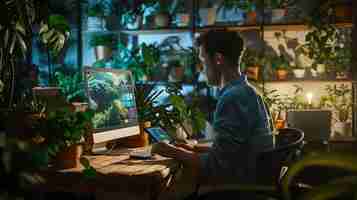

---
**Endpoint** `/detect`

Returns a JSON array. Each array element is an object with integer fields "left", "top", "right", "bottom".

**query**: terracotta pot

[
  {"left": 55, "top": 144, "right": 83, "bottom": 169},
  {"left": 246, "top": 66, "right": 259, "bottom": 80},
  {"left": 154, "top": 13, "right": 170, "bottom": 28},
  {"left": 276, "top": 69, "right": 288, "bottom": 80},
  {"left": 71, "top": 102, "right": 88, "bottom": 112},
  {"left": 275, "top": 119, "right": 285, "bottom": 130},
  {"left": 32, "top": 87, "right": 60, "bottom": 96},
  {"left": 335, "top": 5, "right": 352, "bottom": 19},
  {"left": 245, "top": 11, "right": 257, "bottom": 25}
]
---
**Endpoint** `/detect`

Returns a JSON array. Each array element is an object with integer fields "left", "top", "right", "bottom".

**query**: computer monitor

[
  {"left": 286, "top": 110, "right": 331, "bottom": 142},
  {"left": 84, "top": 67, "right": 140, "bottom": 151}
]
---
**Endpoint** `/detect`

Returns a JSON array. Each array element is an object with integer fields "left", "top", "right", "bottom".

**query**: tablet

[{"left": 144, "top": 127, "right": 175, "bottom": 144}]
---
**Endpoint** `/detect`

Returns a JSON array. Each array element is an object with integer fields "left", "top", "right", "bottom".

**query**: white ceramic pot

[
  {"left": 271, "top": 9, "right": 286, "bottom": 23},
  {"left": 334, "top": 122, "right": 352, "bottom": 137},
  {"left": 94, "top": 46, "right": 112, "bottom": 61},
  {"left": 126, "top": 16, "right": 142, "bottom": 30},
  {"left": 310, "top": 68, "right": 318, "bottom": 77},
  {"left": 316, "top": 64, "right": 326, "bottom": 74},
  {"left": 293, "top": 69, "right": 305, "bottom": 78}
]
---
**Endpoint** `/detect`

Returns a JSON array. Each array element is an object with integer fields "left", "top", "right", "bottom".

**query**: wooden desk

[{"left": 30, "top": 149, "right": 180, "bottom": 200}]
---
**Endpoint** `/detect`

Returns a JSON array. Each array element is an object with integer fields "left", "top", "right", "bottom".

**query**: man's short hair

[{"left": 196, "top": 30, "right": 245, "bottom": 65}]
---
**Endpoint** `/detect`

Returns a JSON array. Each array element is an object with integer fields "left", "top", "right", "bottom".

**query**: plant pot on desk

[{"left": 55, "top": 144, "right": 83, "bottom": 169}]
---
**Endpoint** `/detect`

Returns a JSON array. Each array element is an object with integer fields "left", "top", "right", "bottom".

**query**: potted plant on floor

[{"left": 320, "top": 84, "right": 352, "bottom": 138}]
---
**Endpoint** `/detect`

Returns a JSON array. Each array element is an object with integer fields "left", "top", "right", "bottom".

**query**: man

[{"left": 153, "top": 30, "right": 273, "bottom": 184}]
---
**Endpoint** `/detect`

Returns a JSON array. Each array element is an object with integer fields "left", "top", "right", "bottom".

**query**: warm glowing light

[{"left": 306, "top": 92, "right": 313, "bottom": 105}]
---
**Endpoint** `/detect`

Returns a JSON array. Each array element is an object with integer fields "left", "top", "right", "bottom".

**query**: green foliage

[
  {"left": 221, "top": 0, "right": 255, "bottom": 11},
  {"left": 55, "top": 71, "right": 86, "bottom": 103},
  {"left": 87, "top": 0, "right": 110, "bottom": 17},
  {"left": 241, "top": 48, "right": 263, "bottom": 68},
  {"left": 89, "top": 34, "right": 116, "bottom": 47},
  {"left": 112, "top": 42, "right": 160, "bottom": 81},
  {"left": 281, "top": 153, "right": 357, "bottom": 200},
  {"left": 0, "top": 0, "right": 70, "bottom": 107},
  {"left": 40, "top": 108, "right": 94, "bottom": 157},
  {"left": 304, "top": 25, "right": 338, "bottom": 68},
  {"left": 320, "top": 84, "right": 351, "bottom": 122},
  {"left": 39, "top": 14, "right": 71, "bottom": 56},
  {"left": 271, "top": 55, "right": 290, "bottom": 70}
]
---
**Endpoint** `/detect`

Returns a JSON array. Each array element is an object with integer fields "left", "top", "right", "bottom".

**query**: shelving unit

[{"left": 36, "top": 0, "right": 354, "bottom": 139}]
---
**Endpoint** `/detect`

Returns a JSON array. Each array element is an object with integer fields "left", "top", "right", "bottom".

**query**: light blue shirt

[{"left": 199, "top": 75, "right": 273, "bottom": 183}]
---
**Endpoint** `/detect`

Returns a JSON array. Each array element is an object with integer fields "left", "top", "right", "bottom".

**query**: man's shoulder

[{"left": 220, "top": 83, "right": 257, "bottom": 102}]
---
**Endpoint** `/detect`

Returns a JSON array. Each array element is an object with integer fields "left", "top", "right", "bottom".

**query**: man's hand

[{"left": 175, "top": 143, "right": 195, "bottom": 151}]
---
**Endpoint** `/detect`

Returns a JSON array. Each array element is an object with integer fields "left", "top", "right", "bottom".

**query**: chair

[{"left": 186, "top": 128, "right": 305, "bottom": 200}]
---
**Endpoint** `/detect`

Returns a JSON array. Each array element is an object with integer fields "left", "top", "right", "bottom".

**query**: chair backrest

[{"left": 256, "top": 128, "right": 304, "bottom": 185}]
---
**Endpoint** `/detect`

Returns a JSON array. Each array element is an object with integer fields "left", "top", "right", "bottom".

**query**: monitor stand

[{"left": 92, "top": 142, "right": 114, "bottom": 155}]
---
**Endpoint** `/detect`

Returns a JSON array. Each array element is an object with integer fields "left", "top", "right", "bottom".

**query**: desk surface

[{"left": 31, "top": 148, "right": 180, "bottom": 200}]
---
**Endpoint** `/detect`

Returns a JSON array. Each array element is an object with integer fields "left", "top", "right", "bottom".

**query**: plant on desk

[{"left": 36, "top": 108, "right": 94, "bottom": 169}]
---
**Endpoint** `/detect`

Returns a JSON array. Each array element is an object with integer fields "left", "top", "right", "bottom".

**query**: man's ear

[{"left": 214, "top": 53, "right": 224, "bottom": 65}]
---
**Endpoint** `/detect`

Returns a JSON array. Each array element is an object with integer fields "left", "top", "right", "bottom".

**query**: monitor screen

[{"left": 84, "top": 67, "right": 140, "bottom": 145}]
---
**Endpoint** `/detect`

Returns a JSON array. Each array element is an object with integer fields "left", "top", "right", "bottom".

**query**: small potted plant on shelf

[
  {"left": 268, "top": 0, "right": 291, "bottom": 23},
  {"left": 121, "top": 0, "right": 156, "bottom": 29},
  {"left": 86, "top": 0, "right": 110, "bottom": 31},
  {"left": 304, "top": 24, "right": 338, "bottom": 79},
  {"left": 89, "top": 34, "right": 116, "bottom": 61},
  {"left": 153, "top": 0, "right": 172, "bottom": 28},
  {"left": 172, "top": 1, "right": 190, "bottom": 27},
  {"left": 272, "top": 55, "right": 290, "bottom": 80},
  {"left": 291, "top": 65, "right": 306, "bottom": 79},
  {"left": 320, "top": 84, "right": 352, "bottom": 138}
]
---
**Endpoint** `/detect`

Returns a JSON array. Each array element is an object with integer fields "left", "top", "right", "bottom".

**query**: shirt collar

[{"left": 218, "top": 74, "right": 247, "bottom": 97}]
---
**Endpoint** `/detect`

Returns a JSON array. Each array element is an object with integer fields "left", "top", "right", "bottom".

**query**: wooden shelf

[
  {"left": 121, "top": 27, "right": 191, "bottom": 35},
  {"left": 264, "top": 78, "right": 352, "bottom": 83},
  {"left": 198, "top": 22, "right": 353, "bottom": 32},
  {"left": 105, "top": 21, "right": 353, "bottom": 35}
]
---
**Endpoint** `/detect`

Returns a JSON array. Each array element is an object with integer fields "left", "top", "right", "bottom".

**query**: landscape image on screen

[{"left": 85, "top": 68, "right": 138, "bottom": 130}]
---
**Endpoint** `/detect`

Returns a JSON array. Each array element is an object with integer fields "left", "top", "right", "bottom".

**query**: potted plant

[
  {"left": 0, "top": 0, "right": 70, "bottom": 108},
  {"left": 334, "top": 47, "right": 351, "bottom": 80},
  {"left": 120, "top": 0, "right": 156, "bottom": 29},
  {"left": 265, "top": 0, "right": 290, "bottom": 23},
  {"left": 168, "top": 60, "right": 185, "bottom": 82},
  {"left": 86, "top": 0, "right": 110, "bottom": 31},
  {"left": 272, "top": 55, "right": 290, "bottom": 80},
  {"left": 153, "top": 0, "right": 172, "bottom": 28},
  {"left": 320, "top": 84, "right": 352, "bottom": 138},
  {"left": 39, "top": 108, "right": 94, "bottom": 169},
  {"left": 89, "top": 34, "right": 116, "bottom": 61},
  {"left": 304, "top": 24, "right": 338, "bottom": 78},
  {"left": 172, "top": 0, "right": 190, "bottom": 27}
]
